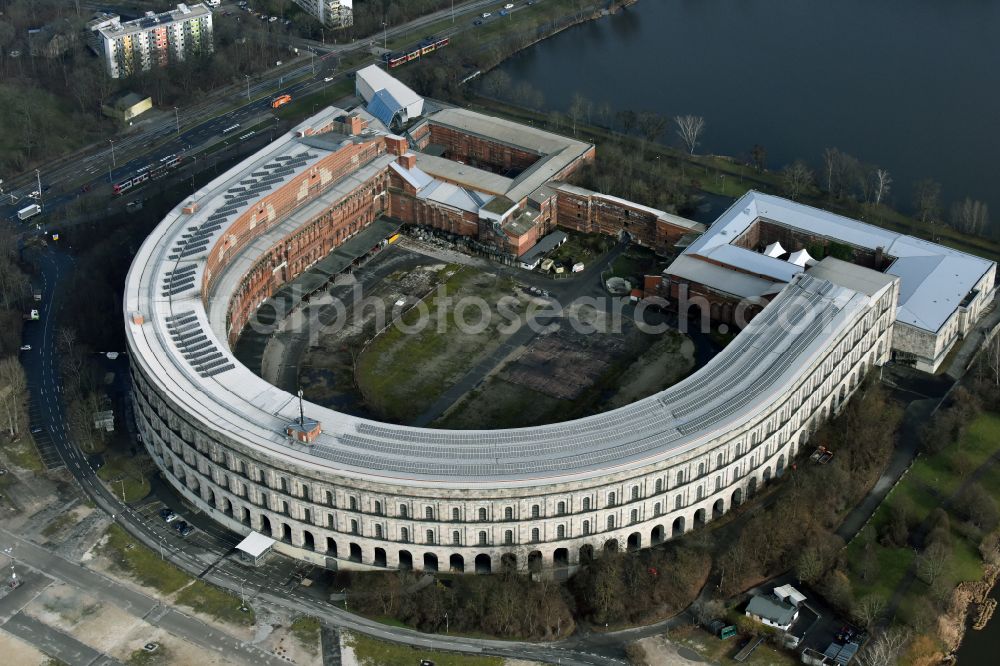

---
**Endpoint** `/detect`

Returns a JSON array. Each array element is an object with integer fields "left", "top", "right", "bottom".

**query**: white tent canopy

[
  {"left": 236, "top": 531, "right": 275, "bottom": 558},
  {"left": 763, "top": 241, "right": 786, "bottom": 258},
  {"left": 788, "top": 248, "right": 816, "bottom": 267}
]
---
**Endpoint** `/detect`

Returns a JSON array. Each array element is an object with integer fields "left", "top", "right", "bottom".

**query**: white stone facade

[{"left": 130, "top": 283, "right": 895, "bottom": 573}]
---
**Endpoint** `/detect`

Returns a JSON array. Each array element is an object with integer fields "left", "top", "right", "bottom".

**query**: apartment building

[
  {"left": 292, "top": 0, "right": 354, "bottom": 28},
  {"left": 89, "top": 3, "right": 214, "bottom": 79}
]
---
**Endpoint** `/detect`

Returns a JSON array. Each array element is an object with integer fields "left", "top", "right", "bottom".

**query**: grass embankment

[
  {"left": 97, "top": 454, "right": 151, "bottom": 503},
  {"left": 101, "top": 524, "right": 255, "bottom": 625},
  {"left": 175, "top": 580, "right": 255, "bottom": 626},
  {"left": 101, "top": 523, "right": 190, "bottom": 595},
  {"left": 670, "top": 625, "right": 797, "bottom": 666},
  {"left": 346, "top": 632, "right": 502, "bottom": 666},
  {"left": 291, "top": 615, "right": 322, "bottom": 652},
  {"left": 273, "top": 79, "right": 355, "bottom": 121},
  {"left": 846, "top": 413, "right": 1000, "bottom": 610},
  {"left": 1, "top": 434, "right": 45, "bottom": 472}
]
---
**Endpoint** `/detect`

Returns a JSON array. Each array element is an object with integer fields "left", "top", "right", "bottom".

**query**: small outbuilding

[
  {"left": 102, "top": 91, "right": 153, "bottom": 123},
  {"left": 746, "top": 593, "right": 799, "bottom": 631},
  {"left": 236, "top": 531, "right": 276, "bottom": 566}
]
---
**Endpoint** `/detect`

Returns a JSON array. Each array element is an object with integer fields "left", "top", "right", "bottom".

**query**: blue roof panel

[{"left": 367, "top": 89, "right": 403, "bottom": 128}]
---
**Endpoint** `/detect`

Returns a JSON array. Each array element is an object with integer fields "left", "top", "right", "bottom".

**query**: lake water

[{"left": 497, "top": 0, "right": 1000, "bottom": 219}]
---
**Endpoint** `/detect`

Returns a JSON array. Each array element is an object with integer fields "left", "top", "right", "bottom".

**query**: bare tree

[
  {"left": 0, "top": 357, "right": 27, "bottom": 437},
  {"left": 949, "top": 197, "right": 990, "bottom": 236},
  {"left": 750, "top": 144, "right": 767, "bottom": 172},
  {"left": 795, "top": 546, "right": 824, "bottom": 584},
  {"left": 567, "top": 92, "right": 589, "bottom": 137},
  {"left": 853, "top": 595, "right": 886, "bottom": 632},
  {"left": 872, "top": 168, "right": 892, "bottom": 206},
  {"left": 913, "top": 179, "right": 941, "bottom": 225},
  {"left": 855, "top": 627, "right": 911, "bottom": 666},
  {"left": 674, "top": 115, "right": 705, "bottom": 155},
  {"left": 636, "top": 111, "right": 667, "bottom": 158},
  {"left": 916, "top": 541, "right": 950, "bottom": 585},
  {"left": 781, "top": 161, "right": 815, "bottom": 201},
  {"left": 596, "top": 101, "right": 613, "bottom": 129},
  {"left": 481, "top": 69, "right": 512, "bottom": 100}
]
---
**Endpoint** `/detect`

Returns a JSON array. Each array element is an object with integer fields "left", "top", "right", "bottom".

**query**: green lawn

[
  {"left": 355, "top": 266, "right": 515, "bottom": 423},
  {"left": 1, "top": 434, "right": 45, "bottom": 472},
  {"left": 101, "top": 524, "right": 190, "bottom": 595},
  {"left": 97, "top": 455, "right": 151, "bottom": 503},
  {"left": 846, "top": 412, "right": 1000, "bottom": 605},
  {"left": 670, "top": 625, "right": 797, "bottom": 665},
  {"left": 290, "top": 615, "right": 321, "bottom": 651},
  {"left": 274, "top": 79, "right": 355, "bottom": 121},
  {"left": 175, "top": 580, "right": 255, "bottom": 626},
  {"left": 346, "top": 632, "right": 502, "bottom": 666},
  {"left": 845, "top": 541, "right": 915, "bottom": 603}
]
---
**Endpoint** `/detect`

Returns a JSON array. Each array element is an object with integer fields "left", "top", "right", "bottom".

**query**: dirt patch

[
  {"left": 504, "top": 332, "right": 620, "bottom": 401},
  {"left": 0, "top": 630, "right": 48, "bottom": 665},
  {"left": 26, "top": 582, "right": 143, "bottom": 654},
  {"left": 630, "top": 634, "right": 707, "bottom": 665},
  {"left": 606, "top": 331, "right": 696, "bottom": 409}
]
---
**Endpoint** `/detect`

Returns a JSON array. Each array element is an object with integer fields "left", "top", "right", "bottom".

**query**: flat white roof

[
  {"left": 684, "top": 191, "right": 995, "bottom": 333},
  {"left": 356, "top": 65, "right": 422, "bottom": 110},
  {"left": 236, "top": 531, "right": 275, "bottom": 557}
]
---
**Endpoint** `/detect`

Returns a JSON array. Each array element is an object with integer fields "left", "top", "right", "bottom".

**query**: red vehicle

[{"left": 271, "top": 94, "right": 292, "bottom": 109}]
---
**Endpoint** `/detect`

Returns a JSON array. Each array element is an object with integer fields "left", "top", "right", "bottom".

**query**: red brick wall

[
  {"left": 387, "top": 189, "right": 479, "bottom": 238},
  {"left": 224, "top": 168, "right": 389, "bottom": 345},
  {"left": 428, "top": 124, "right": 540, "bottom": 173},
  {"left": 555, "top": 185, "right": 689, "bottom": 254},
  {"left": 195, "top": 136, "right": 390, "bottom": 344}
]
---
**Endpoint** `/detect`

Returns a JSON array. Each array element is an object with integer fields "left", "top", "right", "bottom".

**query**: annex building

[
  {"left": 125, "top": 70, "right": 986, "bottom": 575},
  {"left": 663, "top": 192, "right": 996, "bottom": 372}
]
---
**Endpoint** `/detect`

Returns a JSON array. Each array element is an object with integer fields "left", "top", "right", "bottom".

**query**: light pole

[
  {"left": 119, "top": 479, "right": 126, "bottom": 503},
  {"left": 157, "top": 538, "right": 164, "bottom": 560},
  {"left": 108, "top": 139, "right": 116, "bottom": 167},
  {"left": 382, "top": 21, "right": 387, "bottom": 51},
  {"left": 3, "top": 546, "right": 15, "bottom": 589},
  {"left": 244, "top": 74, "right": 250, "bottom": 102},
  {"left": 452, "top": 0, "right": 455, "bottom": 23},
  {"left": 34, "top": 169, "right": 42, "bottom": 207},
  {"left": 310, "top": 49, "right": 315, "bottom": 75},
  {"left": 173, "top": 106, "right": 180, "bottom": 134}
]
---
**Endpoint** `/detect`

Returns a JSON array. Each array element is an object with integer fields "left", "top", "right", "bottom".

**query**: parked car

[
  {"left": 473, "top": 19, "right": 483, "bottom": 25},
  {"left": 505, "top": 3, "right": 515, "bottom": 8},
  {"left": 173, "top": 520, "right": 190, "bottom": 534},
  {"left": 159, "top": 508, "right": 177, "bottom": 523},
  {"left": 178, "top": 523, "right": 194, "bottom": 537},
  {"left": 30, "top": 426, "right": 43, "bottom": 434},
  {"left": 481, "top": 11, "right": 491, "bottom": 17},
  {"left": 324, "top": 76, "right": 334, "bottom": 82},
  {"left": 19, "top": 344, "right": 31, "bottom": 351}
]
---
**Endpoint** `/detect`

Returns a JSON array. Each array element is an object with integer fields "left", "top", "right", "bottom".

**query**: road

[
  {"left": 0, "top": 568, "right": 121, "bottom": 666},
  {"left": 0, "top": 0, "right": 534, "bottom": 219},
  {"left": 0, "top": 531, "right": 288, "bottom": 666}
]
